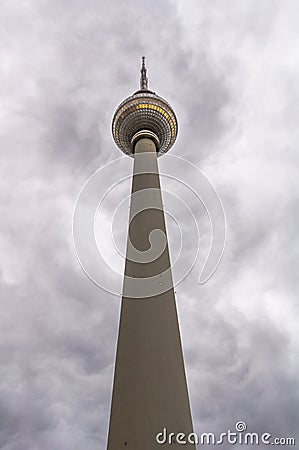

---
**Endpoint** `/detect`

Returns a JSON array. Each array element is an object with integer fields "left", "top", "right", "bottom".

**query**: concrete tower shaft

[{"left": 106, "top": 138, "right": 195, "bottom": 449}]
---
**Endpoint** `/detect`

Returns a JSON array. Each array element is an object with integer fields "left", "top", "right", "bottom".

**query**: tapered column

[{"left": 106, "top": 138, "right": 195, "bottom": 449}]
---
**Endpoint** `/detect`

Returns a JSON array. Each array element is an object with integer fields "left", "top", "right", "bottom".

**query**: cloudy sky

[{"left": 1, "top": 0, "right": 299, "bottom": 448}]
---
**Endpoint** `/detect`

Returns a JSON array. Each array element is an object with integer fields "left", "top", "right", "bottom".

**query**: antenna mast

[{"left": 140, "top": 56, "right": 148, "bottom": 90}]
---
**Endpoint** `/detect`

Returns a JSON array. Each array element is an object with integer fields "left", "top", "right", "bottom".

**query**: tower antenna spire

[{"left": 140, "top": 56, "right": 148, "bottom": 90}]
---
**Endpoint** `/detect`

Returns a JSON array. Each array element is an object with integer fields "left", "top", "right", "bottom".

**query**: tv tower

[{"left": 106, "top": 58, "right": 195, "bottom": 449}]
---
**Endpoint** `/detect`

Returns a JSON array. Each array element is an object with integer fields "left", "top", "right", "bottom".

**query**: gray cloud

[{"left": 1, "top": 0, "right": 299, "bottom": 449}]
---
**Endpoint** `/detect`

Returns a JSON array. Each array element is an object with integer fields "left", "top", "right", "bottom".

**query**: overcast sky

[{"left": 1, "top": 0, "right": 299, "bottom": 449}]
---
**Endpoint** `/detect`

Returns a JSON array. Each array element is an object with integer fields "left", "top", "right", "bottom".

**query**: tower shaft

[{"left": 106, "top": 138, "right": 195, "bottom": 449}]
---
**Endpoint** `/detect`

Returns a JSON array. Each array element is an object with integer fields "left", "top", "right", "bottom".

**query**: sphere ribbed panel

[{"left": 112, "top": 91, "right": 178, "bottom": 156}]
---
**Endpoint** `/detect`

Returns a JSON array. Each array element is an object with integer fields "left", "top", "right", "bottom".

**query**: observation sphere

[{"left": 112, "top": 59, "right": 178, "bottom": 157}]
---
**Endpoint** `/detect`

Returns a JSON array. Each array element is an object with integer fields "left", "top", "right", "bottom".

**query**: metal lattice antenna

[{"left": 140, "top": 56, "right": 148, "bottom": 90}]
